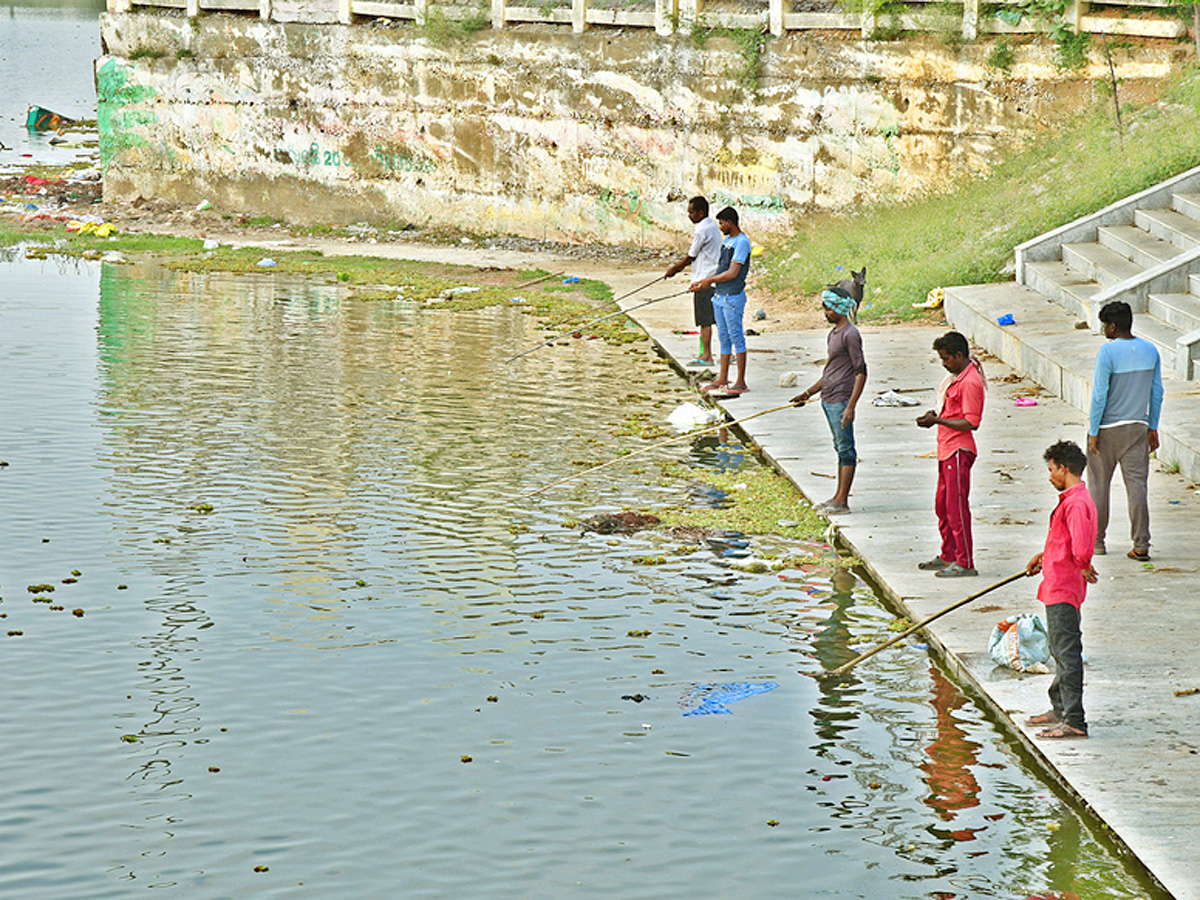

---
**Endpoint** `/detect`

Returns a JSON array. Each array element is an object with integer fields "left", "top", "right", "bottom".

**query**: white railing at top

[{"left": 105, "top": 0, "right": 1189, "bottom": 41}]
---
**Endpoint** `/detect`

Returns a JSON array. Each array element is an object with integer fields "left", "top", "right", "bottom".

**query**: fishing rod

[
  {"left": 504, "top": 281, "right": 681, "bottom": 364},
  {"left": 521, "top": 400, "right": 798, "bottom": 500},
  {"left": 814, "top": 570, "right": 1027, "bottom": 679},
  {"left": 515, "top": 271, "right": 565, "bottom": 289}
]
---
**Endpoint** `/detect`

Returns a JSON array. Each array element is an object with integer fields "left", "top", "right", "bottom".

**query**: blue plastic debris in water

[{"left": 682, "top": 682, "right": 779, "bottom": 716}]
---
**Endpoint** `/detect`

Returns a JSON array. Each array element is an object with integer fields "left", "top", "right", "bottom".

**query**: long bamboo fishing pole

[
  {"left": 818, "top": 570, "right": 1027, "bottom": 679},
  {"left": 515, "top": 271, "right": 564, "bottom": 289},
  {"left": 522, "top": 400, "right": 798, "bottom": 500},
  {"left": 504, "top": 285, "right": 685, "bottom": 364}
]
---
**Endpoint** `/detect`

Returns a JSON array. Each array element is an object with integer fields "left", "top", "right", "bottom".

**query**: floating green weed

[{"left": 655, "top": 463, "right": 827, "bottom": 540}]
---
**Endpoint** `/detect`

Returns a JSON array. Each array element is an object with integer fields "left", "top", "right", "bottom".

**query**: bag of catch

[{"left": 988, "top": 613, "right": 1050, "bottom": 672}]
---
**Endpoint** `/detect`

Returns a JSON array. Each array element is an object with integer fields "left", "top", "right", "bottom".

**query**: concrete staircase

[
  {"left": 944, "top": 164, "right": 1200, "bottom": 483},
  {"left": 1015, "top": 165, "right": 1200, "bottom": 380}
]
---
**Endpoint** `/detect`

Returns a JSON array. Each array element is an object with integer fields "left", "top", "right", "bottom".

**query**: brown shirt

[{"left": 821, "top": 322, "right": 867, "bottom": 403}]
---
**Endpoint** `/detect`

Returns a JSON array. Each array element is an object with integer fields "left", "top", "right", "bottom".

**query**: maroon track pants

[{"left": 936, "top": 449, "right": 976, "bottom": 569}]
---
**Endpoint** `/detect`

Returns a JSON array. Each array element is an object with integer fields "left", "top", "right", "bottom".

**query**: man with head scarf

[{"left": 790, "top": 288, "right": 867, "bottom": 514}]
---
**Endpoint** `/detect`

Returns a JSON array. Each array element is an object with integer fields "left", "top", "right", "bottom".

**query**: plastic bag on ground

[
  {"left": 872, "top": 389, "right": 919, "bottom": 407},
  {"left": 989, "top": 613, "right": 1051, "bottom": 672}
]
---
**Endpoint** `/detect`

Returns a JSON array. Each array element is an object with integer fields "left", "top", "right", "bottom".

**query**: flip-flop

[
  {"left": 1037, "top": 723, "right": 1087, "bottom": 739},
  {"left": 723, "top": 386, "right": 749, "bottom": 395},
  {"left": 700, "top": 383, "right": 729, "bottom": 393},
  {"left": 1025, "top": 711, "right": 1060, "bottom": 726}
]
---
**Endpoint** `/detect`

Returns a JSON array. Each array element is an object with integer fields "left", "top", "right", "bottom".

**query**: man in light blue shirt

[
  {"left": 1087, "top": 301, "right": 1163, "bottom": 561},
  {"left": 690, "top": 206, "right": 751, "bottom": 395}
]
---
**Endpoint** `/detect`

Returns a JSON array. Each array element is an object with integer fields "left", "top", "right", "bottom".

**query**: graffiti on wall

[
  {"left": 272, "top": 140, "right": 438, "bottom": 174},
  {"left": 96, "top": 59, "right": 158, "bottom": 171}
]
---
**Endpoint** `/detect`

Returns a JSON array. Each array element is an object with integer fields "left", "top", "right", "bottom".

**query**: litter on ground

[{"left": 872, "top": 389, "right": 920, "bottom": 407}]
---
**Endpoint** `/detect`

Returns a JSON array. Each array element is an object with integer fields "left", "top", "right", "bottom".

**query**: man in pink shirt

[
  {"left": 1024, "top": 440, "right": 1098, "bottom": 740},
  {"left": 916, "top": 332, "right": 986, "bottom": 578}
]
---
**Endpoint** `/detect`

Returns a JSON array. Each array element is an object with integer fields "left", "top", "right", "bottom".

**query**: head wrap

[{"left": 822, "top": 289, "right": 856, "bottom": 317}]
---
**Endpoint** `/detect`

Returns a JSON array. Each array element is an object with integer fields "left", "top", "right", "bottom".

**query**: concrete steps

[
  {"left": 944, "top": 163, "right": 1200, "bottom": 482},
  {"left": 1011, "top": 168, "right": 1200, "bottom": 381}
]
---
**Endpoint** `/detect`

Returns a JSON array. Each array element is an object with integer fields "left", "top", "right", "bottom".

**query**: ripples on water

[{"left": 0, "top": 253, "right": 1166, "bottom": 899}]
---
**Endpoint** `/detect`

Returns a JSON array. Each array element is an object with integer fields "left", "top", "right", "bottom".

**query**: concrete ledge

[{"left": 1177, "top": 326, "right": 1200, "bottom": 380}]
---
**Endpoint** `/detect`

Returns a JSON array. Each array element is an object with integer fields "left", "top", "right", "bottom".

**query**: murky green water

[{"left": 0, "top": 253, "right": 1167, "bottom": 899}]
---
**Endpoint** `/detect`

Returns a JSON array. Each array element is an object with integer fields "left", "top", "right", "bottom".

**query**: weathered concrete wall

[{"left": 97, "top": 13, "right": 1183, "bottom": 245}]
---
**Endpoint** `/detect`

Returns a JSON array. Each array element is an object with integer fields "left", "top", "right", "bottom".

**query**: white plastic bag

[
  {"left": 667, "top": 402, "right": 722, "bottom": 432},
  {"left": 988, "top": 613, "right": 1050, "bottom": 672}
]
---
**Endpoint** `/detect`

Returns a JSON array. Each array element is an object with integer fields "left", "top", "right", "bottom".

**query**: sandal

[
  {"left": 1037, "top": 723, "right": 1087, "bottom": 740},
  {"left": 1127, "top": 548, "right": 1151, "bottom": 561},
  {"left": 1025, "top": 711, "right": 1060, "bottom": 726}
]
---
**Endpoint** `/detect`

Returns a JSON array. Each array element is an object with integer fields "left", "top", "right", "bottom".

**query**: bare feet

[{"left": 701, "top": 381, "right": 729, "bottom": 392}]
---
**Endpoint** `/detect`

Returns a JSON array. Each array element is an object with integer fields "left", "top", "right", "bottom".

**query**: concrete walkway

[
  {"left": 208, "top": 232, "right": 1199, "bottom": 899},
  {"left": 613, "top": 280, "right": 1200, "bottom": 900}
]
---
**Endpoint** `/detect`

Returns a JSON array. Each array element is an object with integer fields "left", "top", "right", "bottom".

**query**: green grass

[{"left": 757, "top": 64, "right": 1200, "bottom": 323}]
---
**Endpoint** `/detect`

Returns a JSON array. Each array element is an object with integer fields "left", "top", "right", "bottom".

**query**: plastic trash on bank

[
  {"left": 914, "top": 287, "right": 944, "bottom": 309},
  {"left": 872, "top": 389, "right": 920, "bottom": 407},
  {"left": 25, "top": 105, "right": 76, "bottom": 132},
  {"left": 989, "top": 614, "right": 1050, "bottom": 673},
  {"left": 667, "top": 402, "right": 722, "bottom": 432},
  {"left": 439, "top": 286, "right": 481, "bottom": 299}
]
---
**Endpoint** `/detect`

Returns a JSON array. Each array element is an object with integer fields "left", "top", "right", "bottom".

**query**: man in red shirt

[
  {"left": 916, "top": 332, "right": 986, "bottom": 578},
  {"left": 1025, "top": 440, "right": 1098, "bottom": 740}
]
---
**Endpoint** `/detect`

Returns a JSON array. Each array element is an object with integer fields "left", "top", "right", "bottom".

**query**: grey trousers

[
  {"left": 1046, "top": 602, "right": 1086, "bottom": 733},
  {"left": 1087, "top": 422, "right": 1150, "bottom": 553}
]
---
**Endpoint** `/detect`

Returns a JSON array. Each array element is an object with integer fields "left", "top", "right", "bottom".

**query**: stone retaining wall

[{"left": 98, "top": 12, "right": 1184, "bottom": 244}]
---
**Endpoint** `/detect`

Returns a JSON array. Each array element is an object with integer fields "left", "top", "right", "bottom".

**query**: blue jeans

[
  {"left": 711, "top": 291, "right": 747, "bottom": 355},
  {"left": 822, "top": 400, "right": 857, "bottom": 467}
]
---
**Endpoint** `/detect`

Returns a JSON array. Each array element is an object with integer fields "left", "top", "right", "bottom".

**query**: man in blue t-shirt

[
  {"left": 1087, "top": 300, "right": 1163, "bottom": 561},
  {"left": 690, "top": 206, "right": 751, "bottom": 395}
]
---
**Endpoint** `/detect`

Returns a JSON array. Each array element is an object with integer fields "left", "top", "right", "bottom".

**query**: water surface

[{"left": 0, "top": 253, "right": 1168, "bottom": 899}]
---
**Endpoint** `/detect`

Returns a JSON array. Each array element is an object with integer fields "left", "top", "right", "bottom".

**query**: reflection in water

[
  {"left": 921, "top": 663, "right": 983, "bottom": 839},
  {"left": 0, "top": 255, "right": 1171, "bottom": 900}
]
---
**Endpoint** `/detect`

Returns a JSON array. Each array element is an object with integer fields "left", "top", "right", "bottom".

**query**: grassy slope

[{"left": 757, "top": 65, "right": 1200, "bottom": 323}]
